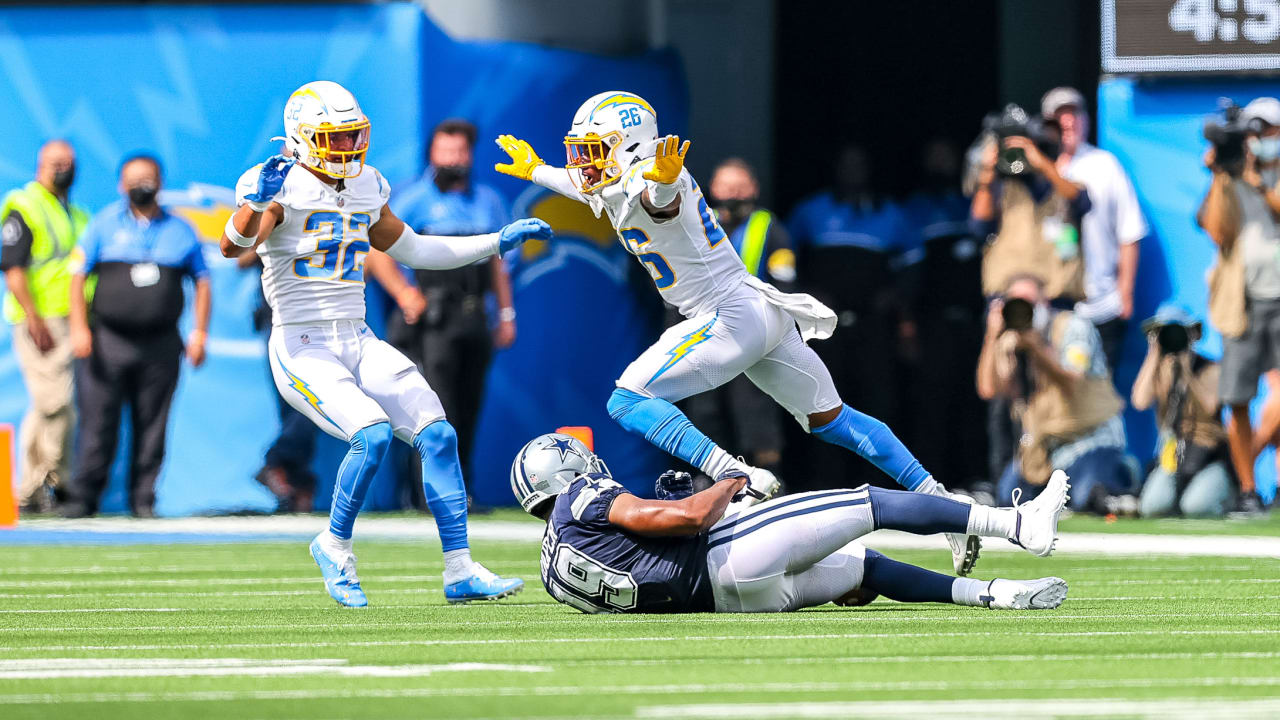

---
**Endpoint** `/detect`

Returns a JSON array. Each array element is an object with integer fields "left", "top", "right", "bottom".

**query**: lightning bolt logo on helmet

[
  {"left": 564, "top": 91, "right": 659, "bottom": 193},
  {"left": 280, "top": 80, "right": 370, "bottom": 180}
]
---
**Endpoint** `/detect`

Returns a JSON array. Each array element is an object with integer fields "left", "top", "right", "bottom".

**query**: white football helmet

[
  {"left": 510, "top": 433, "right": 611, "bottom": 515},
  {"left": 564, "top": 91, "right": 659, "bottom": 193},
  {"left": 281, "top": 81, "right": 370, "bottom": 179}
]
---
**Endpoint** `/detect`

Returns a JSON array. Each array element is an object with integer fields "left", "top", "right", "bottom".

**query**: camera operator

[
  {"left": 977, "top": 274, "right": 1131, "bottom": 512},
  {"left": 1042, "top": 87, "right": 1148, "bottom": 372},
  {"left": 970, "top": 104, "right": 1091, "bottom": 304},
  {"left": 1241, "top": 97, "right": 1280, "bottom": 213},
  {"left": 1131, "top": 306, "right": 1233, "bottom": 517},
  {"left": 1199, "top": 99, "right": 1280, "bottom": 514}
]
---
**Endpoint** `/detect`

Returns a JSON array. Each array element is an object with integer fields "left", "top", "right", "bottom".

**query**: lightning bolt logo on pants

[
  {"left": 274, "top": 350, "right": 341, "bottom": 432},
  {"left": 646, "top": 315, "right": 717, "bottom": 387}
]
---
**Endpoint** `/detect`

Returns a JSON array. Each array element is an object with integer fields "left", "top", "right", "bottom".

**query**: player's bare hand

[
  {"left": 644, "top": 135, "right": 689, "bottom": 184},
  {"left": 494, "top": 135, "right": 546, "bottom": 181},
  {"left": 396, "top": 286, "right": 427, "bottom": 325},
  {"left": 494, "top": 318, "right": 516, "bottom": 349}
]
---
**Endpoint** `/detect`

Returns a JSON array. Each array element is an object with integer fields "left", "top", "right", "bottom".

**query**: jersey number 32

[{"left": 295, "top": 211, "right": 371, "bottom": 282}]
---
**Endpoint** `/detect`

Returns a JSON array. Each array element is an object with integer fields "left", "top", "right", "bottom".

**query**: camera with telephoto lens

[
  {"left": 1155, "top": 323, "right": 1190, "bottom": 355},
  {"left": 982, "top": 104, "right": 1061, "bottom": 178},
  {"left": 1204, "top": 99, "right": 1248, "bottom": 176},
  {"left": 1001, "top": 297, "right": 1035, "bottom": 332}
]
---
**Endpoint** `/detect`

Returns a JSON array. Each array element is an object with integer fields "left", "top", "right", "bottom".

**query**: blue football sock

[
  {"left": 812, "top": 404, "right": 932, "bottom": 490},
  {"left": 607, "top": 388, "right": 720, "bottom": 469},
  {"left": 860, "top": 548, "right": 956, "bottom": 604},
  {"left": 413, "top": 421, "right": 469, "bottom": 553},
  {"left": 868, "top": 486, "right": 970, "bottom": 535},
  {"left": 328, "top": 422, "right": 393, "bottom": 540}
]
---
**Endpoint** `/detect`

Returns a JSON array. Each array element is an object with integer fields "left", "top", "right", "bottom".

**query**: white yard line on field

[
  {"left": 16, "top": 628, "right": 1280, "bottom": 654},
  {"left": 3, "top": 677, "right": 1280, "bottom": 704},
  {"left": 9, "top": 516, "right": 1280, "bottom": 558},
  {"left": 636, "top": 698, "right": 1280, "bottom": 719},
  {"left": 0, "top": 657, "right": 549, "bottom": 681}
]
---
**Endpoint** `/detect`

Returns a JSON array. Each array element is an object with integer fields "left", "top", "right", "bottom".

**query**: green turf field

[{"left": 4, "top": 526, "right": 1280, "bottom": 719}]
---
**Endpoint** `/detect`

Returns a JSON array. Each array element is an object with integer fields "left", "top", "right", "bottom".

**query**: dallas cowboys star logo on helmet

[{"left": 547, "top": 436, "right": 585, "bottom": 463}]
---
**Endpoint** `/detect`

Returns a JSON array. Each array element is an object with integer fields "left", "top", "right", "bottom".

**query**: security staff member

[
  {"left": 0, "top": 140, "right": 87, "bottom": 512},
  {"left": 366, "top": 118, "right": 514, "bottom": 492},
  {"left": 63, "top": 154, "right": 211, "bottom": 518},
  {"left": 676, "top": 157, "right": 794, "bottom": 479}
]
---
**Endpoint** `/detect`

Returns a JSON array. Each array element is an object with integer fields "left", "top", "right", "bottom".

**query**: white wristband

[
  {"left": 224, "top": 215, "right": 256, "bottom": 248},
  {"left": 650, "top": 177, "right": 680, "bottom": 208}
]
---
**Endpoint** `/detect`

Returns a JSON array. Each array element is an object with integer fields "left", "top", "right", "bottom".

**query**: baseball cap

[
  {"left": 1041, "top": 87, "right": 1086, "bottom": 118},
  {"left": 1242, "top": 97, "right": 1280, "bottom": 129},
  {"left": 1141, "top": 303, "right": 1201, "bottom": 334}
]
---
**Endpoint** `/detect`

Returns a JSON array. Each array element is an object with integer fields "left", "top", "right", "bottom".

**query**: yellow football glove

[
  {"left": 643, "top": 135, "right": 690, "bottom": 184},
  {"left": 494, "top": 134, "right": 545, "bottom": 181}
]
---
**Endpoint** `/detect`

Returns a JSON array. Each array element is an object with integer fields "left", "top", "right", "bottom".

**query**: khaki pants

[{"left": 11, "top": 316, "right": 74, "bottom": 505}]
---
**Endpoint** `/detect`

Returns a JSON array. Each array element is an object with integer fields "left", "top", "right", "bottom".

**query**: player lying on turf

[
  {"left": 220, "top": 81, "right": 552, "bottom": 607},
  {"left": 494, "top": 92, "right": 982, "bottom": 576},
  {"left": 510, "top": 433, "right": 1069, "bottom": 613}
]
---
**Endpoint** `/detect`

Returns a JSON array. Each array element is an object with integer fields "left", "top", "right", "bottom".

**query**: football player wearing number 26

[
  {"left": 496, "top": 92, "right": 983, "bottom": 576},
  {"left": 221, "top": 81, "right": 552, "bottom": 608}
]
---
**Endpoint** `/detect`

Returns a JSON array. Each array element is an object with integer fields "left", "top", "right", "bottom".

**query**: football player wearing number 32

[
  {"left": 495, "top": 92, "right": 983, "bottom": 576},
  {"left": 220, "top": 81, "right": 552, "bottom": 607}
]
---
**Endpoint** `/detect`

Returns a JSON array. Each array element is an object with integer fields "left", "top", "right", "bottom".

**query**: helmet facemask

[
  {"left": 565, "top": 131, "right": 622, "bottom": 193},
  {"left": 296, "top": 120, "right": 371, "bottom": 179}
]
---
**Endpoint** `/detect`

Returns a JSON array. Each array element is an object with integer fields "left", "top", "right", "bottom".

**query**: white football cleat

[
  {"left": 981, "top": 576, "right": 1068, "bottom": 610},
  {"left": 1011, "top": 469, "right": 1070, "bottom": 557},
  {"left": 928, "top": 485, "right": 981, "bottom": 576}
]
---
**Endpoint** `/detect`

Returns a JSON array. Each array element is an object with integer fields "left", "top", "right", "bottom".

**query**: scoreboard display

[{"left": 1103, "top": 0, "right": 1280, "bottom": 73}]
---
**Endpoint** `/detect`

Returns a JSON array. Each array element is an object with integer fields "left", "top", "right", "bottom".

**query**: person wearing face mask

[
  {"left": 0, "top": 140, "right": 88, "bottom": 513},
  {"left": 364, "top": 118, "right": 513, "bottom": 503},
  {"left": 977, "top": 274, "right": 1132, "bottom": 512},
  {"left": 668, "top": 158, "right": 794, "bottom": 483},
  {"left": 61, "top": 153, "right": 211, "bottom": 518},
  {"left": 1042, "top": 87, "right": 1148, "bottom": 375}
]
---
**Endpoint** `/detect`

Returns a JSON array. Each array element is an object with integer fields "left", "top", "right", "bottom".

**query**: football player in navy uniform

[{"left": 511, "top": 433, "right": 1070, "bottom": 614}]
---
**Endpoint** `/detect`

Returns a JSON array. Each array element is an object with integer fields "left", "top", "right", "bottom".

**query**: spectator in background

[
  {"left": 1200, "top": 100, "right": 1280, "bottom": 515},
  {"left": 365, "top": 118, "right": 514, "bottom": 498},
  {"left": 62, "top": 154, "right": 210, "bottom": 518},
  {"left": 237, "top": 247, "right": 316, "bottom": 512},
  {"left": 675, "top": 157, "right": 793, "bottom": 480},
  {"left": 1042, "top": 87, "right": 1147, "bottom": 374},
  {"left": 977, "top": 275, "right": 1132, "bottom": 513},
  {"left": 0, "top": 140, "right": 87, "bottom": 513},
  {"left": 1131, "top": 305, "right": 1234, "bottom": 518},
  {"left": 970, "top": 105, "right": 1091, "bottom": 489},
  {"left": 900, "top": 139, "right": 989, "bottom": 494},
  {"left": 787, "top": 143, "right": 908, "bottom": 488}
]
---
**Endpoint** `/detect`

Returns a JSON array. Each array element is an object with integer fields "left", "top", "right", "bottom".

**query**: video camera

[
  {"left": 983, "top": 104, "right": 1061, "bottom": 178},
  {"left": 1001, "top": 297, "right": 1035, "bottom": 332},
  {"left": 1204, "top": 98, "right": 1247, "bottom": 175},
  {"left": 1155, "top": 323, "right": 1191, "bottom": 355}
]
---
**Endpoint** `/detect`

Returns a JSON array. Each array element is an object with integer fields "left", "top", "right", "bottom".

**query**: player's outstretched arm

[
  {"left": 607, "top": 473, "right": 747, "bottom": 537},
  {"left": 369, "top": 204, "right": 553, "bottom": 269},
  {"left": 494, "top": 134, "right": 585, "bottom": 203}
]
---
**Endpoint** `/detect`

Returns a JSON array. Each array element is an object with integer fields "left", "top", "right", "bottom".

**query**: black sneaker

[{"left": 1234, "top": 492, "right": 1267, "bottom": 516}]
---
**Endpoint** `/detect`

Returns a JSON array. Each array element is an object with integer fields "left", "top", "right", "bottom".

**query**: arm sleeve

[
  {"left": 0, "top": 210, "right": 34, "bottom": 271},
  {"left": 384, "top": 223, "right": 500, "bottom": 270},
  {"left": 531, "top": 165, "right": 586, "bottom": 203}
]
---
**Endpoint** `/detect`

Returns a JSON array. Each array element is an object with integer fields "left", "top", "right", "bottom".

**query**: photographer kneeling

[
  {"left": 1132, "top": 306, "right": 1233, "bottom": 517},
  {"left": 977, "top": 275, "right": 1131, "bottom": 512},
  {"left": 1200, "top": 100, "right": 1280, "bottom": 514}
]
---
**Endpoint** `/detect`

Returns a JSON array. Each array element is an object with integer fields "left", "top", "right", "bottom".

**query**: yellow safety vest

[
  {"left": 1, "top": 181, "right": 88, "bottom": 324},
  {"left": 739, "top": 209, "right": 773, "bottom": 277}
]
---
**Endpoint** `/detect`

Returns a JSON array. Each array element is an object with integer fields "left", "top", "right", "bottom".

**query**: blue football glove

[
  {"left": 655, "top": 470, "right": 694, "bottom": 501},
  {"left": 498, "top": 217, "right": 553, "bottom": 254},
  {"left": 243, "top": 154, "right": 295, "bottom": 211}
]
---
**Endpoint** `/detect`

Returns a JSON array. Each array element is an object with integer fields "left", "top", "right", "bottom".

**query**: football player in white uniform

[
  {"left": 220, "top": 81, "right": 552, "bottom": 607},
  {"left": 495, "top": 91, "right": 982, "bottom": 576}
]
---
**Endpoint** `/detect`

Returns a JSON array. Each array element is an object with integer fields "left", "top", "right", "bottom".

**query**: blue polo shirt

[
  {"left": 786, "top": 191, "right": 910, "bottom": 254},
  {"left": 390, "top": 168, "right": 509, "bottom": 236},
  {"left": 76, "top": 201, "right": 208, "bottom": 279}
]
